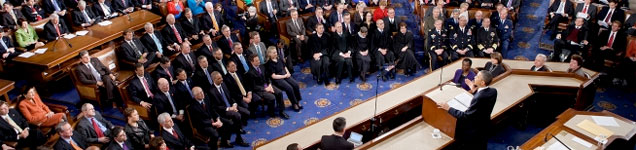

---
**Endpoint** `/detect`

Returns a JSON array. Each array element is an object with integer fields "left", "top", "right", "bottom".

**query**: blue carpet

[{"left": 505, "top": 0, "right": 553, "bottom": 60}]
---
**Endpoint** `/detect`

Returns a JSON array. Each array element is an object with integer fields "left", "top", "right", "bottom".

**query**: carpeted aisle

[{"left": 506, "top": 0, "right": 553, "bottom": 60}]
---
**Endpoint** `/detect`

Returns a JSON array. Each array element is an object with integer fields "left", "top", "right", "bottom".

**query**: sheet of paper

[
  {"left": 576, "top": 119, "right": 614, "bottom": 137},
  {"left": 454, "top": 92, "right": 473, "bottom": 107},
  {"left": 76, "top": 30, "right": 89, "bottom": 36},
  {"left": 598, "top": 21, "right": 608, "bottom": 27},
  {"left": 591, "top": 116, "right": 620, "bottom": 127},
  {"left": 546, "top": 141, "right": 568, "bottom": 150},
  {"left": 63, "top": 34, "right": 76, "bottom": 39},
  {"left": 571, "top": 136, "right": 593, "bottom": 148},
  {"left": 576, "top": 12, "right": 589, "bottom": 19},
  {"left": 34, "top": 48, "right": 47, "bottom": 54},
  {"left": 98, "top": 21, "right": 112, "bottom": 26},
  {"left": 18, "top": 52, "right": 34, "bottom": 58},
  {"left": 447, "top": 99, "right": 468, "bottom": 112}
]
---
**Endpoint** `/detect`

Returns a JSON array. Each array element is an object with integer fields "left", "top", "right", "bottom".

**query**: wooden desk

[
  {"left": 521, "top": 109, "right": 636, "bottom": 150},
  {"left": 12, "top": 10, "right": 162, "bottom": 82},
  {"left": 0, "top": 79, "right": 14, "bottom": 102}
]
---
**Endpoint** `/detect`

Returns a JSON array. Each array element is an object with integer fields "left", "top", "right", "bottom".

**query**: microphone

[
  {"left": 544, "top": 133, "right": 572, "bottom": 150},
  {"left": 438, "top": 63, "right": 444, "bottom": 91},
  {"left": 60, "top": 35, "right": 73, "bottom": 48}
]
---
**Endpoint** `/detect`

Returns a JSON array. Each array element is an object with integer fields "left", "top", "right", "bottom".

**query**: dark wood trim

[{"left": 356, "top": 116, "right": 425, "bottom": 149}]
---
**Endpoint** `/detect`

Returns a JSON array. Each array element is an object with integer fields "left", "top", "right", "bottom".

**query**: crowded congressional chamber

[{"left": 0, "top": 0, "right": 636, "bottom": 149}]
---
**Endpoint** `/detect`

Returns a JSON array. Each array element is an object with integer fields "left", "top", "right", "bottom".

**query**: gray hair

[
  {"left": 205, "top": 2, "right": 214, "bottom": 9},
  {"left": 78, "top": 0, "right": 86, "bottom": 8},
  {"left": 157, "top": 113, "right": 171, "bottom": 124},
  {"left": 55, "top": 121, "right": 70, "bottom": 133},
  {"left": 81, "top": 103, "right": 93, "bottom": 112},
  {"left": 536, "top": 54, "right": 547, "bottom": 61},
  {"left": 144, "top": 22, "right": 153, "bottom": 29},
  {"left": 49, "top": 14, "right": 59, "bottom": 20}
]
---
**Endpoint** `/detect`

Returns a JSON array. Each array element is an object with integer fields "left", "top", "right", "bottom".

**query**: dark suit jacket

[
  {"left": 597, "top": 30, "right": 627, "bottom": 51},
  {"left": 209, "top": 83, "right": 237, "bottom": 113},
  {"left": 1, "top": 9, "right": 25, "bottom": 29},
  {"left": 104, "top": 140, "right": 135, "bottom": 150},
  {"left": 448, "top": 87, "right": 497, "bottom": 140},
  {"left": 41, "top": 0, "right": 67, "bottom": 15},
  {"left": 128, "top": 74, "right": 156, "bottom": 103},
  {"left": 597, "top": 7, "right": 625, "bottom": 24},
  {"left": 0, "top": 36, "right": 15, "bottom": 55},
  {"left": 223, "top": 73, "right": 248, "bottom": 101},
  {"left": 229, "top": 53, "right": 249, "bottom": 75},
  {"left": 180, "top": 17, "right": 201, "bottom": 36},
  {"left": 483, "top": 62, "right": 505, "bottom": 77},
  {"left": 382, "top": 16, "right": 401, "bottom": 33},
  {"left": 153, "top": 89, "right": 184, "bottom": 115},
  {"left": 559, "top": 25, "right": 588, "bottom": 43},
  {"left": 244, "top": 65, "right": 270, "bottom": 92},
  {"left": 548, "top": 0, "right": 574, "bottom": 17},
  {"left": 216, "top": 35, "right": 240, "bottom": 55},
  {"left": 199, "top": 11, "right": 226, "bottom": 32},
  {"left": 208, "top": 58, "right": 228, "bottom": 75},
  {"left": 140, "top": 31, "right": 169, "bottom": 56},
  {"left": 320, "top": 134, "right": 354, "bottom": 150},
  {"left": 21, "top": 5, "right": 44, "bottom": 22},
  {"left": 72, "top": 9, "right": 101, "bottom": 27},
  {"left": 92, "top": 2, "right": 115, "bottom": 19},
  {"left": 530, "top": 65, "right": 548, "bottom": 71},
  {"left": 76, "top": 112, "right": 114, "bottom": 143},
  {"left": 309, "top": 33, "right": 331, "bottom": 56},
  {"left": 328, "top": 10, "right": 344, "bottom": 27},
  {"left": 172, "top": 53, "right": 198, "bottom": 75},
  {"left": 188, "top": 98, "right": 221, "bottom": 130},
  {"left": 174, "top": 78, "right": 194, "bottom": 102},
  {"left": 305, "top": 15, "right": 326, "bottom": 33},
  {"left": 121, "top": 38, "right": 149, "bottom": 63},
  {"left": 75, "top": 58, "right": 112, "bottom": 85},
  {"left": 162, "top": 23, "right": 187, "bottom": 46},
  {"left": 53, "top": 132, "right": 88, "bottom": 150},
  {"left": 111, "top": 0, "right": 133, "bottom": 12},
  {"left": 258, "top": 0, "right": 280, "bottom": 19},
  {"left": 0, "top": 109, "right": 29, "bottom": 141},
  {"left": 342, "top": 21, "right": 357, "bottom": 35},
  {"left": 43, "top": 20, "right": 70, "bottom": 41},
  {"left": 575, "top": 3, "right": 597, "bottom": 20},
  {"left": 152, "top": 66, "right": 175, "bottom": 82},
  {"left": 196, "top": 43, "right": 219, "bottom": 62},
  {"left": 161, "top": 124, "right": 193, "bottom": 150},
  {"left": 192, "top": 67, "right": 215, "bottom": 91}
]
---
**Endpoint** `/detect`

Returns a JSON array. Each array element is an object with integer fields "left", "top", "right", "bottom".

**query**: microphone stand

[
  {"left": 438, "top": 64, "right": 444, "bottom": 91},
  {"left": 369, "top": 65, "right": 384, "bottom": 136},
  {"left": 60, "top": 35, "right": 72, "bottom": 48},
  {"left": 544, "top": 133, "right": 572, "bottom": 150}
]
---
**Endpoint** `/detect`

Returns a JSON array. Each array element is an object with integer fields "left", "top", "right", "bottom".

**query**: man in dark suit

[
  {"left": 531, "top": 54, "right": 550, "bottom": 72},
  {"left": 0, "top": 101, "right": 46, "bottom": 149},
  {"left": 173, "top": 68, "right": 195, "bottom": 102},
  {"left": 306, "top": 7, "right": 327, "bottom": 33},
  {"left": 594, "top": 21, "right": 626, "bottom": 67},
  {"left": 382, "top": 7, "right": 400, "bottom": 33},
  {"left": 438, "top": 71, "right": 497, "bottom": 150},
  {"left": 449, "top": 16, "right": 474, "bottom": 60},
  {"left": 372, "top": 19, "right": 395, "bottom": 81},
  {"left": 196, "top": 35, "right": 219, "bottom": 62},
  {"left": 122, "top": 29, "right": 156, "bottom": 67},
  {"left": 286, "top": 10, "right": 308, "bottom": 61},
  {"left": 105, "top": 127, "right": 134, "bottom": 150},
  {"left": 111, "top": 0, "right": 134, "bottom": 13},
  {"left": 154, "top": 78, "right": 185, "bottom": 123},
  {"left": 320, "top": 117, "right": 354, "bottom": 150},
  {"left": 162, "top": 14, "right": 188, "bottom": 48},
  {"left": 501, "top": 0, "right": 520, "bottom": 11},
  {"left": 72, "top": 1, "right": 101, "bottom": 28},
  {"left": 43, "top": 14, "right": 70, "bottom": 41},
  {"left": 42, "top": 0, "right": 67, "bottom": 17},
  {"left": 0, "top": 29, "right": 21, "bottom": 62},
  {"left": 128, "top": 63, "right": 156, "bottom": 110},
  {"left": 546, "top": 0, "right": 574, "bottom": 31},
  {"left": 54, "top": 121, "right": 88, "bottom": 150},
  {"left": 75, "top": 51, "right": 120, "bottom": 107},
  {"left": 153, "top": 57, "right": 176, "bottom": 84},
  {"left": 188, "top": 86, "right": 222, "bottom": 149},
  {"left": 181, "top": 9, "right": 203, "bottom": 42},
  {"left": 597, "top": 0, "right": 625, "bottom": 28},
  {"left": 192, "top": 56, "right": 215, "bottom": 91},
  {"left": 575, "top": 0, "right": 597, "bottom": 22},
  {"left": 229, "top": 43, "right": 250, "bottom": 75},
  {"left": 158, "top": 113, "right": 194, "bottom": 150},
  {"left": 331, "top": 22, "right": 353, "bottom": 84},
  {"left": 299, "top": 0, "right": 317, "bottom": 13},
  {"left": 223, "top": 61, "right": 255, "bottom": 112},
  {"left": 21, "top": 0, "right": 45, "bottom": 22},
  {"left": 93, "top": 0, "right": 118, "bottom": 20},
  {"left": 554, "top": 18, "right": 589, "bottom": 62},
  {"left": 279, "top": 0, "right": 299, "bottom": 16},
  {"left": 428, "top": 20, "right": 449, "bottom": 70},
  {"left": 134, "top": 0, "right": 160, "bottom": 15},
  {"left": 141, "top": 23, "right": 174, "bottom": 59},
  {"left": 216, "top": 25, "right": 240, "bottom": 56},
  {"left": 172, "top": 43, "right": 197, "bottom": 76},
  {"left": 475, "top": 18, "right": 499, "bottom": 57},
  {"left": 1, "top": 3, "right": 26, "bottom": 30},
  {"left": 208, "top": 71, "right": 250, "bottom": 147},
  {"left": 245, "top": 55, "right": 289, "bottom": 118},
  {"left": 328, "top": 3, "right": 345, "bottom": 27},
  {"left": 76, "top": 103, "right": 115, "bottom": 145},
  {"left": 200, "top": 3, "right": 224, "bottom": 36},
  {"left": 309, "top": 23, "right": 331, "bottom": 84},
  {"left": 342, "top": 12, "right": 356, "bottom": 35},
  {"left": 208, "top": 48, "right": 229, "bottom": 75},
  {"left": 259, "top": 0, "right": 280, "bottom": 22}
]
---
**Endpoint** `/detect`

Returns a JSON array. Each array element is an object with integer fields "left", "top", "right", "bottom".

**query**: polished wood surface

[
  {"left": 0, "top": 79, "right": 15, "bottom": 103},
  {"left": 365, "top": 117, "right": 453, "bottom": 150}
]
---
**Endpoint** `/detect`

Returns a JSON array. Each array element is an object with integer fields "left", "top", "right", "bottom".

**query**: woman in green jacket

[{"left": 15, "top": 18, "right": 44, "bottom": 50}]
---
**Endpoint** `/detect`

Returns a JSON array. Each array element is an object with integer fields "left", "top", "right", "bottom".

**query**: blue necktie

[
  {"left": 184, "top": 81, "right": 193, "bottom": 98},
  {"left": 239, "top": 55, "right": 249, "bottom": 72},
  {"left": 256, "top": 45, "right": 264, "bottom": 64},
  {"left": 151, "top": 34, "right": 163, "bottom": 54},
  {"left": 52, "top": 0, "right": 61, "bottom": 12},
  {"left": 204, "top": 69, "right": 212, "bottom": 85},
  {"left": 219, "top": 87, "right": 230, "bottom": 107},
  {"left": 0, "top": 38, "right": 8, "bottom": 51}
]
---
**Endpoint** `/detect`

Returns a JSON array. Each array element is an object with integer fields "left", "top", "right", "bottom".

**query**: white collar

[
  {"left": 163, "top": 127, "right": 173, "bottom": 133},
  {"left": 477, "top": 86, "right": 489, "bottom": 93}
]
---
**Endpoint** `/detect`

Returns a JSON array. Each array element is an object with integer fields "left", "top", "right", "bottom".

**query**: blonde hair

[{"left": 266, "top": 46, "right": 277, "bottom": 61}]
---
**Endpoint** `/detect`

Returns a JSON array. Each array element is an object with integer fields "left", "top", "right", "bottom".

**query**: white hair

[
  {"left": 157, "top": 113, "right": 171, "bottom": 124},
  {"left": 536, "top": 54, "right": 547, "bottom": 61}
]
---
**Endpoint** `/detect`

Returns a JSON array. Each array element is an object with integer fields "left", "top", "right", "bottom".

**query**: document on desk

[
  {"left": 576, "top": 119, "right": 614, "bottom": 137},
  {"left": 63, "top": 34, "right": 76, "bottom": 39},
  {"left": 591, "top": 116, "right": 620, "bottom": 127},
  {"left": 546, "top": 142, "right": 569, "bottom": 150},
  {"left": 98, "top": 21, "right": 113, "bottom": 26},
  {"left": 18, "top": 52, "right": 35, "bottom": 58},
  {"left": 447, "top": 93, "right": 473, "bottom": 112},
  {"left": 76, "top": 30, "right": 89, "bottom": 36},
  {"left": 34, "top": 48, "right": 47, "bottom": 54}
]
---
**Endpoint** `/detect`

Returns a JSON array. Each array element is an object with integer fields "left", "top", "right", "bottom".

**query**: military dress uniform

[
  {"left": 475, "top": 26, "right": 500, "bottom": 57},
  {"left": 427, "top": 28, "right": 449, "bottom": 70},
  {"left": 449, "top": 25, "right": 475, "bottom": 60},
  {"left": 494, "top": 18, "right": 513, "bottom": 57}
]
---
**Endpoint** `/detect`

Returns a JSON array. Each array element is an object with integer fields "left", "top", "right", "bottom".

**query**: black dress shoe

[
  {"left": 235, "top": 141, "right": 250, "bottom": 147},
  {"left": 292, "top": 106, "right": 301, "bottom": 112},
  {"left": 220, "top": 141, "right": 234, "bottom": 148},
  {"left": 280, "top": 112, "right": 290, "bottom": 119},
  {"left": 335, "top": 79, "right": 341, "bottom": 84},
  {"left": 239, "top": 129, "right": 246, "bottom": 134},
  {"left": 382, "top": 76, "right": 388, "bottom": 81},
  {"left": 349, "top": 78, "right": 355, "bottom": 83},
  {"left": 298, "top": 105, "right": 304, "bottom": 109}
]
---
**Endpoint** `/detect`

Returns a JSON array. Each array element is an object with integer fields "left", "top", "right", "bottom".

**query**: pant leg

[
  {"left": 553, "top": 39, "right": 566, "bottom": 61},
  {"left": 501, "top": 39, "right": 510, "bottom": 58},
  {"left": 272, "top": 79, "right": 299, "bottom": 105},
  {"left": 284, "top": 78, "right": 302, "bottom": 101},
  {"left": 202, "top": 127, "right": 219, "bottom": 150},
  {"left": 310, "top": 59, "right": 321, "bottom": 78},
  {"left": 345, "top": 58, "right": 353, "bottom": 79}
]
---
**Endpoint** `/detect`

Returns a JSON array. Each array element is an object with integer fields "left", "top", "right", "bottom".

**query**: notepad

[
  {"left": 18, "top": 52, "right": 34, "bottom": 58},
  {"left": 98, "top": 21, "right": 113, "bottom": 26},
  {"left": 576, "top": 119, "right": 614, "bottom": 137},
  {"left": 34, "top": 48, "right": 47, "bottom": 54},
  {"left": 63, "top": 34, "right": 76, "bottom": 39},
  {"left": 76, "top": 30, "right": 89, "bottom": 36},
  {"left": 446, "top": 93, "right": 473, "bottom": 112},
  {"left": 572, "top": 136, "right": 593, "bottom": 148},
  {"left": 591, "top": 116, "right": 620, "bottom": 127}
]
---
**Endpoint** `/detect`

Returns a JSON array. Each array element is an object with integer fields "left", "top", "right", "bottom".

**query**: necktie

[
  {"left": 201, "top": 102, "right": 206, "bottom": 110},
  {"left": 32, "top": 7, "right": 41, "bottom": 21},
  {"left": 122, "top": 143, "right": 129, "bottom": 150},
  {"left": 172, "top": 130, "right": 179, "bottom": 139},
  {"left": 141, "top": 77, "right": 154, "bottom": 98},
  {"left": 0, "top": 38, "right": 8, "bottom": 50},
  {"left": 227, "top": 37, "right": 233, "bottom": 48},
  {"left": 184, "top": 81, "right": 193, "bottom": 98},
  {"left": 83, "top": 10, "right": 92, "bottom": 23},
  {"left": 210, "top": 13, "right": 219, "bottom": 31},
  {"left": 4, "top": 116, "right": 23, "bottom": 133},
  {"left": 52, "top": 0, "right": 61, "bottom": 12},
  {"left": 239, "top": 55, "right": 249, "bottom": 72},
  {"left": 129, "top": 41, "right": 139, "bottom": 54},
  {"left": 338, "top": 13, "right": 342, "bottom": 23},
  {"left": 172, "top": 25, "right": 183, "bottom": 43},
  {"left": 70, "top": 140, "right": 82, "bottom": 150},
  {"left": 10, "top": 11, "right": 16, "bottom": 24},
  {"left": 607, "top": 32, "right": 615, "bottom": 47},
  {"left": 165, "top": 92, "right": 177, "bottom": 114},
  {"left": 219, "top": 87, "right": 230, "bottom": 107},
  {"left": 142, "top": 0, "right": 145, "bottom": 4},
  {"left": 491, "top": 65, "right": 497, "bottom": 71},
  {"left": 582, "top": 5, "right": 588, "bottom": 14},
  {"left": 88, "top": 64, "right": 102, "bottom": 81},
  {"left": 164, "top": 67, "right": 172, "bottom": 79},
  {"left": 256, "top": 45, "right": 264, "bottom": 64},
  {"left": 557, "top": 2, "right": 564, "bottom": 14},
  {"left": 293, "top": 19, "right": 299, "bottom": 31},
  {"left": 185, "top": 55, "right": 193, "bottom": 67},
  {"left": 91, "top": 118, "right": 105, "bottom": 138},
  {"left": 267, "top": 1, "right": 273, "bottom": 17},
  {"left": 121, "top": 0, "right": 127, "bottom": 7},
  {"left": 204, "top": 69, "right": 213, "bottom": 85},
  {"left": 232, "top": 73, "right": 246, "bottom": 96},
  {"left": 219, "top": 60, "right": 227, "bottom": 74},
  {"left": 151, "top": 34, "right": 163, "bottom": 53},
  {"left": 256, "top": 66, "right": 261, "bottom": 75},
  {"left": 605, "top": 9, "right": 613, "bottom": 23},
  {"left": 55, "top": 24, "right": 62, "bottom": 37},
  {"left": 507, "top": 0, "right": 512, "bottom": 8},
  {"left": 102, "top": 3, "right": 111, "bottom": 16},
  {"left": 208, "top": 45, "right": 213, "bottom": 53}
]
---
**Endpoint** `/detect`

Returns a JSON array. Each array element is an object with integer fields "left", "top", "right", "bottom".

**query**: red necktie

[
  {"left": 172, "top": 26, "right": 182, "bottom": 43},
  {"left": 607, "top": 32, "right": 615, "bottom": 47},
  {"left": 227, "top": 37, "right": 233, "bottom": 48},
  {"left": 142, "top": 77, "right": 154, "bottom": 98},
  {"left": 91, "top": 118, "right": 105, "bottom": 138},
  {"left": 55, "top": 24, "right": 61, "bottom": 37},
  {"left": 172, "top": 130, "right": 179, "bottom": 139},
  {"left": 165, "top": 68, "right": 172, "bottom": 79},
  {"left": 32, "top": 7, "right": 41, "bottom": 21},
  {"left": 582, "top": 5, "right": 588, "bottom": 14},
  {"left": 605, "top": 10, "right": 613, "bottom": 23},
  {"left": 142, "top": 0, "right": 145, "bottom": 4}
]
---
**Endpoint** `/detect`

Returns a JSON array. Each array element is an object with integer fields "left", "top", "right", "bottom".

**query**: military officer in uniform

[
  {"left": 427, "top": 19, "right": 449, "bottom": 70},
  {"left": 494, "top": 8, "right": 513, "bottom": 58},
  {"left": 475, "top": 18, "right": 499, "bottom": 57},
  {"left": 449, "top": 16, "right": 474, "bottom": 61}
]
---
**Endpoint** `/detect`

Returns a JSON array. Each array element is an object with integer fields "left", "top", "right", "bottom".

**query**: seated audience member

[
  {"left": 0, "top": 29, "right": 21, "bottom": 62},
  {"left": 18, "top": 87, "right": 66, "bottom": 127},
  {"left": 167, "top": 0, "right": 185, "bottom": 18},
  {"left": 193, "top": 56, "right": 215, "bottom": 91},
  {"left": 43, "top": 14, "right": 70, "bottom": 41},
  {"left": 531, "top": 54, "right": 550, "bottom": 72},
  {"left": 306, "top": 7, "right": 327, "bottom": 33},
  {"left": 265, "top": 46, "right": 304, "bottom": 111},
  {"left": 72, "top": 1, "right": 101, "bottom": 28},
  {"left": 128, "top": 63, "right": 155, "bottom": 110},
  {"left": 172, "top": 43, "right": 197, "bottom": 76},
  {"left": 597, "top": 0, "right": 624, "bottom": 29},
  {"left": 449, "top": 16, "right": 474, "bottom": 60},
  {"left": 490, "top": 4, "right": 505, "bottom": 25},
  {"left": 354, "top": 26, "right": 371, "bottom": 82},
  {"left": 152, "top": 58, "right": 175, "bottom": 83},
  {"left": 135, "top": 0, "right": 160, "bottom": 15},
  {"left": 372, "top": 0, "right": 387, "bottom": 21},
  {"left": 54, "top": 121, "right": 88, "bottom": 150},
  {"left": 209, "top": 48, "right": 228, "bottom": 75},
  {"left": 352, "top": 3, "right": 366, "bottom": 27},
  {"left": 123, "top": 108, "right": 154, "bottom": 150},
  {"left": 424, "top": 0, "right": 446, "bottom": 18},
  {"left": 141, "top": 23, "right": 173, "bottom": 59},
  {"left": 75, "top": 51, "right": 120, "bottom": 107},
  {"left": 188, "top": 86, "right": 222, "bottom": 149},
  {"left": 502, "top": 0, "right": 520, "bottom": 12},
  {"left": 224, "top": 61, "right": 254, "bottom": 111},
  {"left": 157, "top": 113, "right": 194, "bottom": 150},
  {"left": 180, "top": 9, "right": 202, "bottom": 42},
  {"left": 445, "top": 9, "right": 460, "bottom": 29},
  {"left": 242, "top": 6, "right": 260, "bottom": 32},
  {"left": 76, "top": 103, "right": 114, "bottom": 145},
  {"left": 553, "top": 18, "right": 589, "bottom": 62},
  {"left": 200, "top": 2, "right": 224, "bottom": 36},
  {"left": 162, "top": 14, "right": 188, "bottom": 48},
  {"left": 617, "top": 41, "right": 636, "bottom": 86},
  {"left": 42, "top": 0, "right": 67, "bottom": 17},
  {"left": 568, "top": 55, "right": 588, "bottom": 78},
  {"left": 468, "top": 11, "right": 483, "bottom": 28},
  {"left": 187, "top": 0, "right": 205, "bottom": 16},
  {"left": 545, "top": 0, "right": 574, "bottom": 38},
  {"left": 259, "top": 0, "right": 280, "bottom": 22},
  {"left": 248, "top": 31, "right": 267, "bottom": 65},
  {"left": 279, "top": 0, "right": 299, "bottom": 16},
  {"left": 1, "top": 3, "right": 26, "bottom": 30},
  {"left": 15, "top": 18, "right": 45, "bottom": 49},
  {"left": 329, "top": 3, "right": 346, "bottom": 28},
  {"left": 173, "top": 68, "right": 195, "bottom": 101},
  {"left": 209, "top": 71, "right": 250, "bottom": 147},
  {"left": 343, "top": 12, "right": 357, "bottom": 35},
  {"left": 105, "top": 126, "right": 134, "bottom": 150},
  {"left": 229, "top": 44, "right": 250, "bottom": 76},
  {"left": 308, "top": 24, "right": 331, "bottom": 84},
  {"left": 299, "top": 0, "right": 316, "bottom": 13},
  {"left": 196, "top": 35, "right": 218, "bottom": 62},
  {"left": 245, "top": 54, "right": 289, "bottom": 118},
  {"left": 383, "top": 7, "right": 399, "bottom": 34},
  {"left": 423, "top": 8, "right": 445, "bottom": 43},
  {"left": 458, "top": 3, "right": 469, "bottom": 18},
  {"left": 154, "top": 78, "right": 185, "bottom": 121},
  {"left": 21, "top": 0, "right": 44, "bottom": 22},
  {"left": 475, "top": 18, "right": 499, "bottom": 57},
  {"left": 112, "top": 0, "right": 134, "bottom": 14},
  {"left": 320, "top": 117, "right": 354, "bottom": 150},
  {"left": 373, "top": 19, "right": 396, "bottom": 81},
  {"left": 575, "top": 0, "right": 597, "bottom": 22},
  {"left": 332, "top": 22, "right": 354, "bottom": 83},
  {"left": 276, "top": 40, "right": 295, "bottom": 74},
  {"left": 453, "top": 58, "right": 476, "bottom": 91},
  {"left": 428, "top": 19, "right": 449, "bottom": 70},
  {"left": 217, "top": 25, "right": 240, "bottom": 56},
  {"left": 93, "top": 0, "right": 118, "bottom": 20},
  {"left": 594, "top": 21, "right": 626, "bottom": 68},
  {"left": 494, "top": 8, "right": 513, "bottom": 57},
  {"left": 482, "top": 52, "right": 505, "bottom": 77},
  {"left": 287, "top": 143, "right": 303, "bottom": 150},
  {"left": 0, "top": 100, "right": 46, "bottom": 149},
  {"left": 122, "top": 29, "right": 156, "bottom": 67}
]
